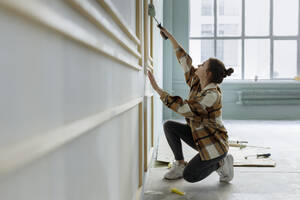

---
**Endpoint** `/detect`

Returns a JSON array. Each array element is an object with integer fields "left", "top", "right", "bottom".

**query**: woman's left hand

[{"left": 147, "top": 70, "right": 163, "bottom": 95}]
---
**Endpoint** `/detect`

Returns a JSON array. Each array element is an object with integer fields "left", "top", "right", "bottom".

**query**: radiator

[{"left": 236, "top": 90, "right": 300, "bottom": 105}]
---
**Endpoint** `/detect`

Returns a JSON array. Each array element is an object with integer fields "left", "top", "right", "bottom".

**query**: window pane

[
  {"left": 216, "top": 40, "right": 241, "bottom": 79},
  {"left": 274, "top": 0, "right": 298, "bottom": 36},
  {"left": 217, "top": 0, "right": 242, "bottom": 36},
  {"left": 274, "top": 40, "right": 297, "bottom": 78},
  {"left": 189, "top": 40, "right": 214, "bottom": 66},
  {"left": 190, "top": 0, "right": 214, "bottom": 37},
  {"left": 245, "top": 39, "right": 270, "bottom": 79},
  {"left": 189, "top": 40, "right": 202, "bottom": 66},
  {"left": 245, "top": 0, "right": 269, "bottom": 36},
  {"left": 201, "top": 24, "right": 213, "bottom": 36},
  {"left": 201, "top": 0, "right": 213, "bottom": 16}
]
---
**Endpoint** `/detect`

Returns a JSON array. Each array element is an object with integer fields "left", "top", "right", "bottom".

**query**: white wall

[{"left": 0, "top": 0, "right": 163, "bottom": 199}]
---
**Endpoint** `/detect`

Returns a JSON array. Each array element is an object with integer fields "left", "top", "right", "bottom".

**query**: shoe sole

[
  {"left": 164, "top": 176, "right": 183, "bottom": 180},
  {"left": 164, "top": 173, "right": 184, "bottom": 180}
]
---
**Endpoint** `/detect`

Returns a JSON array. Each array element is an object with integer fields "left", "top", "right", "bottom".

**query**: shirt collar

[{"left": 202, "top": 82, "right": 218, "bottom": 91}]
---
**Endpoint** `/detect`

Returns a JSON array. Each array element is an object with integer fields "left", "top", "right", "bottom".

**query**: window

[
  {"left": 202, "top": 0, "right": 213, "bottom": 16},
  {"left": 217, "top": 40, "right": 242, "bottom": 79},
  {"left": 189, "top": 0, "right": 299, "bottom": 80}
]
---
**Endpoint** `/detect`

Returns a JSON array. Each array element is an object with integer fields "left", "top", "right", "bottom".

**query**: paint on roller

[
  {"left": 147, "top": 3, "right": 168, "bottom": 40},
  {"left": 148, "top": 3, "right": 159, "bottom": 24}
]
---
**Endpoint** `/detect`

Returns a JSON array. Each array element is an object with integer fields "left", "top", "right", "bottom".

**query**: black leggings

[{"left": 163, "top": 120, "right": 227, "bottom": 183}]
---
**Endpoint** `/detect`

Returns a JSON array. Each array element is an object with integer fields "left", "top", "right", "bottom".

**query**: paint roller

[{"left": 148, "top": 3, "right": 168, "bottom": 40}]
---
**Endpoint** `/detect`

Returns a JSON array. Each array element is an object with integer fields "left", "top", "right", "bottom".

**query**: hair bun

[{"left": 225, "top": 68, "right": 234, "bottom": 77}]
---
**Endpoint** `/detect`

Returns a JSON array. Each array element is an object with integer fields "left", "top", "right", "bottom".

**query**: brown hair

[{"left": 207, "top": 58, "right": 234, "bottom": 84}]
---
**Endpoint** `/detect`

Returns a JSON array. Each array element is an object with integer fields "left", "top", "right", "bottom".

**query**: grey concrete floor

[{"left": 144, "top": 120, "right": 300, "bottom": 200}]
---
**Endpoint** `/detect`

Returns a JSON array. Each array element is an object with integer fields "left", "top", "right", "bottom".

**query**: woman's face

[{"left": 195, "top": 60, "right": 211, "bottom": 82}]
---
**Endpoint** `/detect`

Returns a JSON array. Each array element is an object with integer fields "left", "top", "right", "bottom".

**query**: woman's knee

[
  {"left": 183, "top": 170, "right": 198, "bottom": 183},
  {"left": 183, "top": 168, "right": 206, "bottom": 183},
  {"left": 163, "top": 120, "right": 174, "bottom": 132}
]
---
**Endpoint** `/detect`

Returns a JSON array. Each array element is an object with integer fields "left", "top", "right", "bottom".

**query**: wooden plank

[
  {"left": 0, "top": 97, "right": 143, "bottom": 177},
  {"left": 147, "top": 60, "right": 154, "bottom": 71},
  {"left": 151, "top": 95, "right": 154, "bottom": 147},
  {"left": 0, "top": 0, "right": 142, "bottom": 71},
  {"left": 138, "top": 102, "right": 143, "bottom": 187},
  {"left": 67, "top": 0, "right": 141, "bottom": 59},
  {"left": 135, "top": 186, "right": 143, "bottom": 200},
  {"left": 149, "top": 56, "right": 153, "bottom": 64},
  {"left": 229, "top": 147, "right": 276, "bottom": 167},
  {"left": 144, "top": 0, "right": 149, "bottom": 74},
  {"left": 150, "top": 0, "right": 153, "bottom": 59},
  {"left": 136, "top": 0, "right": 143, "bottom": 66},
  {"left": 144, "top": 99, "right": 148, "bottom": 172},
  {"left": 157, "top": 133, "right": 276, "bottom": 167},
  {"left": 96, "top": 0, "right": 140, "bottom": 45}
]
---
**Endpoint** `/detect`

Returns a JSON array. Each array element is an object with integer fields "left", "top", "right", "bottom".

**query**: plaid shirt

[{"left": 160, "top": 46, "right": 229, "bottom": 161}]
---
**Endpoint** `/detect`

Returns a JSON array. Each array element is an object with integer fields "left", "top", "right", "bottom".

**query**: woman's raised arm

[{"left": 160, "top": 27, "right": 197, "bottom": 88}]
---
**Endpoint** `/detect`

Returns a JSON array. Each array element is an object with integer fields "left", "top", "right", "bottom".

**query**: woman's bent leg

[
  {"left": 183, "top": 153, "right": 227, "bottom": 183},
  {"left": 163, "top": 120, "right": 197, "bottom": 161}
]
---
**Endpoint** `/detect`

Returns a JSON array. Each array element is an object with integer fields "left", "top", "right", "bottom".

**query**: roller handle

[{"left": 157, "top": 23, "right": 168, "bottom": 40}]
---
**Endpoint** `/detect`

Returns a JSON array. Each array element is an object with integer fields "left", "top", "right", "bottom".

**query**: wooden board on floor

[
  {"left": 157, "top": 134, "right": 276, "bottom": 167},
  {"left": 228, "top": 147, "right": 276, "bottom": 167}
]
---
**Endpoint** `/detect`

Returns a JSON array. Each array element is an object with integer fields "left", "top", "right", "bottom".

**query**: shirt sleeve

[
  {"left": 160, "top": 90, "right": 218, "bottom": 118},
  {"left": 175, "top": 46, "right": 198, "bottom": 88}
]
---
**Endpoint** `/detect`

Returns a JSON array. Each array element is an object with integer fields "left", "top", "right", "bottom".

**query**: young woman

[{"left": 147, "top": 27, "right": 234, "bottom": 183}]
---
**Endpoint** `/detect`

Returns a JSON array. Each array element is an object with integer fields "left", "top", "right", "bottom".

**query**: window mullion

[
  {"left": 242, "top": 0, "right": 245, "bottom": 80},
  {"left": 214, "top": 0, "right": 217, "bottom": 57},
  {"left": 298, "top": 0, "right": 300, "bottom": 77},
  {"left": 270, "top": 0, "right": 274, "bottom": 79}
]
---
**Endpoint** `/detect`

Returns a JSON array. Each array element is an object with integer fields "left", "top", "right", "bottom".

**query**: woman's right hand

[
  {"left": 159, "top": 26, "right": 171, "bottom": 38},
  {"left": 158, "top": 25, "right": 179, "bottom": 48}
]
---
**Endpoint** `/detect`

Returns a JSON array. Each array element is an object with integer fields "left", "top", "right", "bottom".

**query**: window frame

[{"left": 189, "top": 0, "right": 300, "bottom": 80}]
